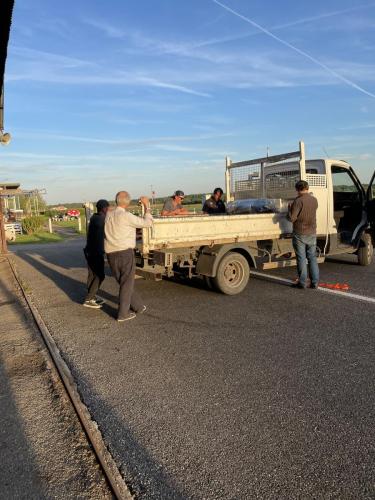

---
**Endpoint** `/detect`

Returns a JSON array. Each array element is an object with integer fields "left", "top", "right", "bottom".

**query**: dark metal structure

[
  {"left": 0, "top": 0, "right": 14, "bottom": 99},
  {"left": 0, "top": 0, "right": 15, "bottom": 254}
]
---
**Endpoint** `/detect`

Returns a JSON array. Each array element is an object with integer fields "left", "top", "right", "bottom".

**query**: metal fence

[{"left": 230, "top": 158, "right": 305, "bottom": 201}]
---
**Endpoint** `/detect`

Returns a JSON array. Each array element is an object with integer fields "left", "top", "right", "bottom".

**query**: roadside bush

[{"left": 22, "top": 216, "right": 45, "bottom": 235}]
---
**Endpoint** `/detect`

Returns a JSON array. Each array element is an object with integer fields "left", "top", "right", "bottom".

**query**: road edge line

[{"left": 251, "top": 270, "right": 375, "bottom": 304}]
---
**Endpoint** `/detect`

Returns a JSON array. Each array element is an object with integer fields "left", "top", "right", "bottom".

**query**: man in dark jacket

[
  {"left": 203, "top": 187, "right": 226, "bottom": 215},
  {"left": 83, "top": 199, "right": 109, "bottom": 308},
  {"left": 288, "top": 180, "right": 319, "bottom": 289}
]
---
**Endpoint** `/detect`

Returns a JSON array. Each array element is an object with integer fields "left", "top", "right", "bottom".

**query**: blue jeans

[{"left": 292, "top": 233, "right": 319, "bottom": 287}]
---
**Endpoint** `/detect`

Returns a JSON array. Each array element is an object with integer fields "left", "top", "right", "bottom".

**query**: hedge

[{"left": 22, "top": 216, "right": 45, "bottom": 235}]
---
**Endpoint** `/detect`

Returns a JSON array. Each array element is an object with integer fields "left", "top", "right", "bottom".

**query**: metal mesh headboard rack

[{"left": 225, "top": 141, "right": 306, "bottom": 202}]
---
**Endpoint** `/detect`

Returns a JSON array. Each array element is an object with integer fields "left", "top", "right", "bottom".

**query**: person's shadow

[{"left": 14, "top": 251, "right": 119, "bottom": 319}]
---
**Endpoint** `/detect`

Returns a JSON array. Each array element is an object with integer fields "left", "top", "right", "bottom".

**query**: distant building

[{"left": 0, "top": 182, "right": 22, "bottom": 216}]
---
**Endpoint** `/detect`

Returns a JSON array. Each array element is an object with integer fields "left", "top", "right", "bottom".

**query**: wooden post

[
  {"left": 0, "top": 197, "right": 8, "bottom": 254},
  {"left": 261, "top": 161, "right": 266, "bottom": 198},
  {"left": 78, "top": 217, "right": 82, "bottom": 233},
  {"left": 299, "top": 140, "right": 306, "bottom": 181},
  {"left": 83, "top": 202, "right": 93, "bottom": 233},
  {"left": 225, "top": 156, "right": 232, "bottom": 203},
  {"left": 48, "top": 218, "right": 53, "bottom": 233}
]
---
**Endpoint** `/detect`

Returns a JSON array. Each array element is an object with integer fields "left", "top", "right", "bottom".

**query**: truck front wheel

[
  {"left": 358, "top": 233, "right": 374, "bottom": 266},
  {"left": 213, "top": 252, "right": 250, "bottom": 295}
]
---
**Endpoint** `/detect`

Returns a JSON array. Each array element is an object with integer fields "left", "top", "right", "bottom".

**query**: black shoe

[
  {"left": 310, "top": 284, "right": 319, "bottom": 289},
  {"left": 291, "top": 283, "right": 306, "bottom": 289}
]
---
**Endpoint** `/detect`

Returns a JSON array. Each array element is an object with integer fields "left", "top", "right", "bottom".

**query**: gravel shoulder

[{"left": 0, "top": 256, "right": 112, "bottom": 499}]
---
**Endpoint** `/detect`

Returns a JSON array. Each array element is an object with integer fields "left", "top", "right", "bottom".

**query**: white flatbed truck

[{"left": 136, "top": 142, "right": 375, "bottom": 295}]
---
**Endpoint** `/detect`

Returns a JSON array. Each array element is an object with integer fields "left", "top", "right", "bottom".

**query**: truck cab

[{"left": 227, "top": 151, "right": 375, "bottom": 265}]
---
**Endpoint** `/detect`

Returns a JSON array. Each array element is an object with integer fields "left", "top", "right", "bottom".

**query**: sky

[{"left": 1, "top": 0, "right": 375, "bottom": 203}]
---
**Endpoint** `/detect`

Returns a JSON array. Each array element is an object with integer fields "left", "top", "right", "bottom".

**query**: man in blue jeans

[{"left": 288, "top": 180, "right": 319, "bottom": 289}]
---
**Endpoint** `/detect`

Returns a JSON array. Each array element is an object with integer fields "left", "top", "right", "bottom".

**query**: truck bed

[{"left": 138, "top": 213, "right": 293, "bottom": 253}]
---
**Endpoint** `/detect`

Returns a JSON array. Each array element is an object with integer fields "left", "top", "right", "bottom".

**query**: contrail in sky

[
  {"left": 212, "top": 0, "right": 375, "bottom": 99},
  {"left": 198, "top": 3, "right": 375, "bottom": 48},
  {"left": 274, "top": 3, "right": 375, "bottom": 30}
]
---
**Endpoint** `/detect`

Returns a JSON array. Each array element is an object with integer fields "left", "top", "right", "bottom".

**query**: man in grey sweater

[
  {"left": 105, "top": 191, "right": 153, "bottom": 322},
  {"left": 288, "top": 180, "right": 319, "bottom": 289}
]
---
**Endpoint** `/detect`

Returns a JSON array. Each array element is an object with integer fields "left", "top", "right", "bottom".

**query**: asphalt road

[{"left": 11, "top": 239, "right": 375, "bottom": 499}]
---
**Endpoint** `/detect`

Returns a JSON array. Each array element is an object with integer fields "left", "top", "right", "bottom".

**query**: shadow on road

[
  {"left": 67, "top": 360, "right": 190, "bottom": 500},
  {"left": 325, "top": 256, "right": 358, "bottom": 266},
  {"left": 14, "top": 251, "right": 118, "bottom": 314},
  {"left": 0, "top": 353, "right": 46, "bottom": 497}
]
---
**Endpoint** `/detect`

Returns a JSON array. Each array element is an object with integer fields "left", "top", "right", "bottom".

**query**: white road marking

[{"left": 251, "top": 271, "right": 375, "bottom": 305}]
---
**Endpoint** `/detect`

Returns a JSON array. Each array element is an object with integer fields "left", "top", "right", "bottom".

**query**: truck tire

[
  {"left": 213, "top": 252, "right": 250, "bottom": 295},
  {"left": 358, "top": 233, "right": 374, "bottom": 266}
]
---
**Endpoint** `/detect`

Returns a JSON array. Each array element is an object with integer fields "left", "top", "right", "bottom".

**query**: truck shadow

[
  {"left": 164, "top": 274, "right": 215, "bottom": 293},
  {"left": 325, "top": 256, "right": 358, "bottom": 266}
]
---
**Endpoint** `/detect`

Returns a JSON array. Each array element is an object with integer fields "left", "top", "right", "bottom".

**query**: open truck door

[
  {"left": 356, "top": 171, "right": 375, "bottom": 266},
  {"left": 366, "top": 170, "right": 375, "bottom": 234}
]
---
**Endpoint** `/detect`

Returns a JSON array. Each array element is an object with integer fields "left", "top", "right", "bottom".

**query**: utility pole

[
  {"left": 0, "top": 91, "right": 8, "bottom": 254},
  {"left": 0, "top": 195, "right": 7, "bottom": 254}
]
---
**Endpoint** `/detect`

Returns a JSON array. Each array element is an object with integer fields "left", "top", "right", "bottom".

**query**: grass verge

[{"left": 9, "top": 232, "right": 66, "bottom": 245}]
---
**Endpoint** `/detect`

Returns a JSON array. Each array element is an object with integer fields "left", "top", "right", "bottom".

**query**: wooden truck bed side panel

[{"left": 139, "top": 213, "right": 293, "bottom": 253}]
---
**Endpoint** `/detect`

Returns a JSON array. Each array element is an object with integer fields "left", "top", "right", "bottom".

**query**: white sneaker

[
  {"left": 83, "top": 299, "right": 102, "bottom": 309},
  {"left": 117, "top": 312, "right": 136, "bottom": 322},
  {"left": 137, "top": 305, "right": 147, "bottom": 314}
]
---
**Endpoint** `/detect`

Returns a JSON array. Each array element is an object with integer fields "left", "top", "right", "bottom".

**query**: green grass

[
  {"left": 9, "top": 231, "right": 66, "bottom": 245},
  {"left": 53, "top": 219, "right": 81, "bottom": 228},
  {"left": 52, "top": 219, "right": 87, "bottom": 234}
]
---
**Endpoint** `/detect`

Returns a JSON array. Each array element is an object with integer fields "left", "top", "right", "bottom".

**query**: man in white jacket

[{"left": 105, "top": 191, "right": 153, "bottom": 322}]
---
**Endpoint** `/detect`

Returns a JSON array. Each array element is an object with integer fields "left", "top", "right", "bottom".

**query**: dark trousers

[
  {"left": 84, "top": 250, "right": 105, "bottom": 301},
  {"left": 107, "top": 249, "right": 143, "bottom": 318}
]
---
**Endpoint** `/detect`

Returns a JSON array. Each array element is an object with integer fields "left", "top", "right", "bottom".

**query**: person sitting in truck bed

[
  {"left": 203, "top": 187, "right": 226, "bottom": 215},
  {"left": 161, "top": 190, "right": 189, "bottom": 216}
]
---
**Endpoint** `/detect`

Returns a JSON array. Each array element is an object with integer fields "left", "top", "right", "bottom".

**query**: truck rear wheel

[
  {"left": 213, "top": 252, "right": 250, "bottom": 295},
  {"left": 358, "top": 233, "right": 374, "bottom": 266}
]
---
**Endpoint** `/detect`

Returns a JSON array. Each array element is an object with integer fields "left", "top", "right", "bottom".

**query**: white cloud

[
  {"left": 359, "top": 153, "right": 373, "bottom": 160},
  {"left": 85, "top": 19, "right": 125, "bottom": 39},
  {"left": 6, "top": 129, "right": 235, "bottom": 148},
  {"left": 339, "top": 123, "right": 375, "bottom": 131},
  {"left": 7, "top": 46, "right": 211, "bottom": 97}
]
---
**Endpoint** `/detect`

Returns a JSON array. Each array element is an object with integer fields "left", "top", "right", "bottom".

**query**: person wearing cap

[
  {"left": 161, "top": 190, "right": 189, "bottom": 216},
  {"left": 83, "top": 199, "right": 110, "bottom": 309},
  {"left": 203, "top": 187, "right": 226, "bottom": 215}
]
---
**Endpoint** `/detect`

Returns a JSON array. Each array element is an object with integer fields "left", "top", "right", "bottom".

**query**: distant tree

[{"left": 19, "top": 192, "right": 47, "bottom": 215}]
